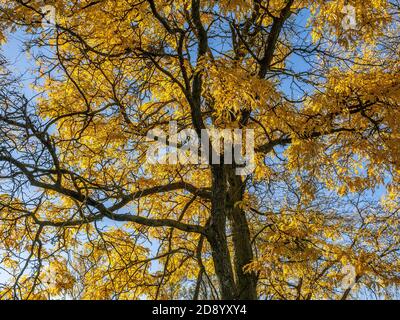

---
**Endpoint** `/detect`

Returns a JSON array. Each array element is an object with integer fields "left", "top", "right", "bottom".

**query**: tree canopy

[{"left": 0, "top": 0, "right": 399, "bottom": 300}]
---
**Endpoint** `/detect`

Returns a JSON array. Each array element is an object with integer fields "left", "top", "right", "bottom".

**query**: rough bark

[
  {"left": 206, "top": 165, "right": 258, "bottom": 300},
  {"left": 226, "top": 168, "right": 258, "bottom": 300},
  {"left": 207, "top": 165, "right": 238, "bottom": 300}
]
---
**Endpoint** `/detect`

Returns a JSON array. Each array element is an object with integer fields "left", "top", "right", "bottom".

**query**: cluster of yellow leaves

[
  {"left": 285, "top": 60, "right": 400, "bottom": 197},
  {"left": 203, "top": 59, "right": 279, "bottom": 124},
  {"left": 309, "top": 0, "right": 392, "bottom": 46},
  {"left": 40, "top": 260, "right": 76, "bottom": 297},
  {"left": 246, "top": 205, "right": 400, "bottom": 299},
  {"left": 0, "top": 195, "right": 36, "bottom": 252}
]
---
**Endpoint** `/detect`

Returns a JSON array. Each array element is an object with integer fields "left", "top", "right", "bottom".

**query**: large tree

[{"left": 0, "top": 0, "right": 399, "bottom": 300}]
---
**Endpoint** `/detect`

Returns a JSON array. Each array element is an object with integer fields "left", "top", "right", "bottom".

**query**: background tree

[{"left": 0, "top": 0, "right": 399, "bottom": 300}]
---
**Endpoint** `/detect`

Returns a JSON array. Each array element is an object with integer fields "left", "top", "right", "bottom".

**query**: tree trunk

[
  {"left": 226, "top": 168, "right": 258, "bottom": 300},
  {"left": 207, "top": 165, "right": 258, "bottom": 300},
  {"left": 207, "top": 165, "right": 237, "bottom": 299}
]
